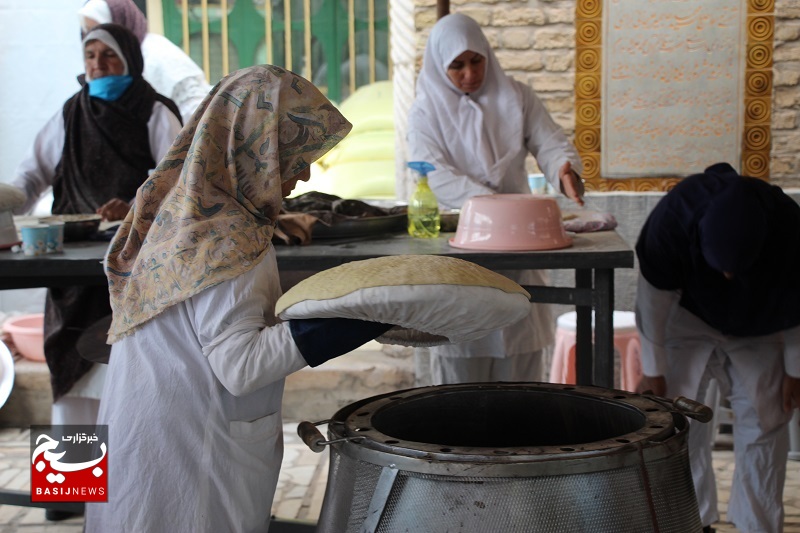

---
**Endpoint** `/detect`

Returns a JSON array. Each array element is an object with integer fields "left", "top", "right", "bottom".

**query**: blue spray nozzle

[{"left": 408, "top": 161, "right": 436, "bottom": 176}]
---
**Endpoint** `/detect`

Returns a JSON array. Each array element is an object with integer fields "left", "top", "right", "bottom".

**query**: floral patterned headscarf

[{"left": 105, "top": 65, "right": 352, "bottom": 342}]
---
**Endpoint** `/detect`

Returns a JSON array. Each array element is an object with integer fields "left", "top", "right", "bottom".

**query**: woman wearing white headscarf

[
  {"left": 84, "top": 65, "right": 392, "bottom": 532},
  {"left": 407, "top": 13, "right": 584, "bottom": 384}
]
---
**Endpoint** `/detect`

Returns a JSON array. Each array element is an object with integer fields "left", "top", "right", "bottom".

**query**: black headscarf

[
  {"left": 52, "top": 22, "right": 181, "bottom": 215},
  {"left": 636, "top": 162, "right": 800, "bottom": 337}
]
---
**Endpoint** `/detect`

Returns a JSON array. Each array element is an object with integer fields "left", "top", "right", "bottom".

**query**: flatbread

[{"left": 276, "top": 255, "right": 531, "bottom": 347}]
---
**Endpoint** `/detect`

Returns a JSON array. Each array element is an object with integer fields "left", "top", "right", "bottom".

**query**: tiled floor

[{"left": 0, "top": 426, "right": 799, "bottom": 532}]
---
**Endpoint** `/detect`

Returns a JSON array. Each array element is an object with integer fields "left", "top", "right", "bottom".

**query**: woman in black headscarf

[
  {"left": 11, "top": 23, "right": 182, "bottom": 435},
  {"left": 635, "top": 162, "right": 800, "bottom": 533}
]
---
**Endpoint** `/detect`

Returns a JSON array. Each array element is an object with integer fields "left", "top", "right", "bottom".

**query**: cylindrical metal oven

[{"left": 308, "top": 383, "right": 704, "bottom": 533}]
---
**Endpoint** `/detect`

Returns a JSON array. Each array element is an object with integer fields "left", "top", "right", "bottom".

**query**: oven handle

[
  {"left": 297, "top": 420, "right": 365, "bottom": 453},
  {"left": 642, "top": 395, "right": 713, "bottom": 423}
]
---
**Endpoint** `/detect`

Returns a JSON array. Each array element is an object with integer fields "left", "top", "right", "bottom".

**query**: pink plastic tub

[
  {"left": 449, "top": 194, "right": 572, "bottom": 251},
  {"left": 4, "top": 314, "right": 46, "bottom": 362}
]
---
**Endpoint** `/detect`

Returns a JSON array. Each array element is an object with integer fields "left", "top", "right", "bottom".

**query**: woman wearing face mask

[
  {"left": 407, "top": 13, "right": 584, "bottom": 384},
  {"left": 78, "top": 0, "right": 212, "bottom": 124},
  {"left": 10, "top": 23, "right": 182, "bottom": 475}
]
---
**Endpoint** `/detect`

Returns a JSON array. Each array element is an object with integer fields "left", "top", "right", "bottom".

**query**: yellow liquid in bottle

[{"left": 408, "top": 177, "right": 440, "bottom": 238}]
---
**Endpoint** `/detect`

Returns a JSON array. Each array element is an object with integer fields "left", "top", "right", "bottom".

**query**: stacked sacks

[{"left": 291, "top": 81, "right": 396, "bottom": 200}]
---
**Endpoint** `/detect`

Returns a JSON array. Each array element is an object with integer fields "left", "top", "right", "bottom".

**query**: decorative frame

[{"left": 575, "top": 0, "right": 775, "bottom": 191}]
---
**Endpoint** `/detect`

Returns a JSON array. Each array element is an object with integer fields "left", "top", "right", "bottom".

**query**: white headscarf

[
  {"left": 78, "top": 0, "right": 112, "bottom": 32},
  {"left": 408, "top": 13, "right": 524, "bottom": 187}
]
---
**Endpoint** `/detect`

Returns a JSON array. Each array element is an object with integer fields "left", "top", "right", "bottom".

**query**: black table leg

[
  {"left": 575, "top": 269, "right": 593, "bottom": 386},
  {"left": 593, "top": 268, "right": 614, "bottom": 388}
]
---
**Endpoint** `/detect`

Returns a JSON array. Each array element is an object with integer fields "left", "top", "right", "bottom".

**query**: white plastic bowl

[{"left": 449, "top": 194, "right": 572, "bottom": 251}]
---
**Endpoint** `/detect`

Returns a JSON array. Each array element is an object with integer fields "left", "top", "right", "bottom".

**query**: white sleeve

[
  {"left": 406, "top": 128, "right": 496, "bottom": 209},
  {"left": 191, "top": 260, "right": 308, "bottom": 397},
  {"left": 783, "top": 324, "right": 800, "bottom": 378},
  {"left": 518, "top": 81, "right": 584, "bottom": 191},
  {"left": 635, "top": 273, "right": 679, "bottom": 377},
  {"left": 170, "top": 76, "right": 211, "bottom": 125},
  {"left": 148, "top": 101, "right": 183, "bottom": 167},
  {"left": 141, "top": 34, "right": 212, "bottom": 124},
  {"left": 10, "top": 110, "right": 65, "bottom": 214}
]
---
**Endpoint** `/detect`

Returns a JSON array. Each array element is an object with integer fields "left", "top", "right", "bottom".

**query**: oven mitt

[
  {"left": 276, "top": 255, "right": 532, "bottom": 347},
  {"left": 289, "top": 317, "right": 394, "bottom": 367}
]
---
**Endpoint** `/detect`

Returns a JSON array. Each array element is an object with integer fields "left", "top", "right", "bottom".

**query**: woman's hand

[
  {"left": 783, "top": 375, "right": 800, "bottom": 413},
  {"left": 96, "top": 198, "right": 130, "bottom": 222},
  {"left": 559, "top": 161, "right": 585, "bottom": 207}
]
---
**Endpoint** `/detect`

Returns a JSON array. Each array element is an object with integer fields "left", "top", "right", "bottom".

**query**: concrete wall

[
  {"left": 0, "top": 1, "right": 84, "bottom": 186},
  {"left": 0, "top": 0, "right": 84, "bottom": 314}
]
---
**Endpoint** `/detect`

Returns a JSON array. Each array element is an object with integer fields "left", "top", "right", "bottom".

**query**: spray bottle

[{"left": 407, "top": 162, "right": 440, "bottom": 238}]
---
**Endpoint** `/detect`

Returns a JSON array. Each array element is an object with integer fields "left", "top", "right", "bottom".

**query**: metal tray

[
  {"left": 40, "top": 214, "right": 101, "bottom": 242},
  {"left": 311, "top": 213, "right": 407, "bottom": 239}
]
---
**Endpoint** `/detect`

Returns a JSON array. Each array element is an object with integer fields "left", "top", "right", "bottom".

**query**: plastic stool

[{"left": 549, "top": 311, "right": 642, "bottom": 391}]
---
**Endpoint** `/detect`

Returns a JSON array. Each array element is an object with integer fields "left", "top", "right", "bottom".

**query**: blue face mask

[{"left": 87, "top": 75, "right": 133, "bottom": 101}]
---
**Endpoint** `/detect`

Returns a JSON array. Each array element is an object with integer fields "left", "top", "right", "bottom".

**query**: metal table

[
  {"left": 0, "top": 230, "right": 633, "bottom": 387},
  {"left": 0, "top": 230, "right": 632, "bottom": 519}
]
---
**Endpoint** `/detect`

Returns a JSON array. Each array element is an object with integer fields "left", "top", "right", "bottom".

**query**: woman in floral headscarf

[{"left": 85, "top": 65, "right": 389, "bottom": 532}]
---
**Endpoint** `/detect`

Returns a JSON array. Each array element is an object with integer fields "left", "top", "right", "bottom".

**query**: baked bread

[{"left": 276, "top": 255, "right": 531, "bottom": 347}]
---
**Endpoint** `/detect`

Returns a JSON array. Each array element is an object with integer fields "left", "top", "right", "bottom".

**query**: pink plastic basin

[
  {"left": 4, "top": 314, "right": 46, "bottom": 362},
  {"left": 449, "top": 194, "right": 572, "bottom": 251}
]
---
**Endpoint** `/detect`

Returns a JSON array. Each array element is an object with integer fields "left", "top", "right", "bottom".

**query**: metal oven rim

[{"left": 324, "top": 383, "right": 690, "bottom": 477}]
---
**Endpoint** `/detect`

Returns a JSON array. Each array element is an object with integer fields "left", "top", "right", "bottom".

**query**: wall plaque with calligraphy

[
  {"left": 576, "top": 0, "right": 774, "bottom": 191},
  {"left": 602, "top": 0, "right": 745, "bottom": 178}
]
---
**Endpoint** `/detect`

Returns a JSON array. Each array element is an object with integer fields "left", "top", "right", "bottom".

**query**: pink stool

[{"left": 549, "top": 311, "right": 642, "bottom": 392}]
